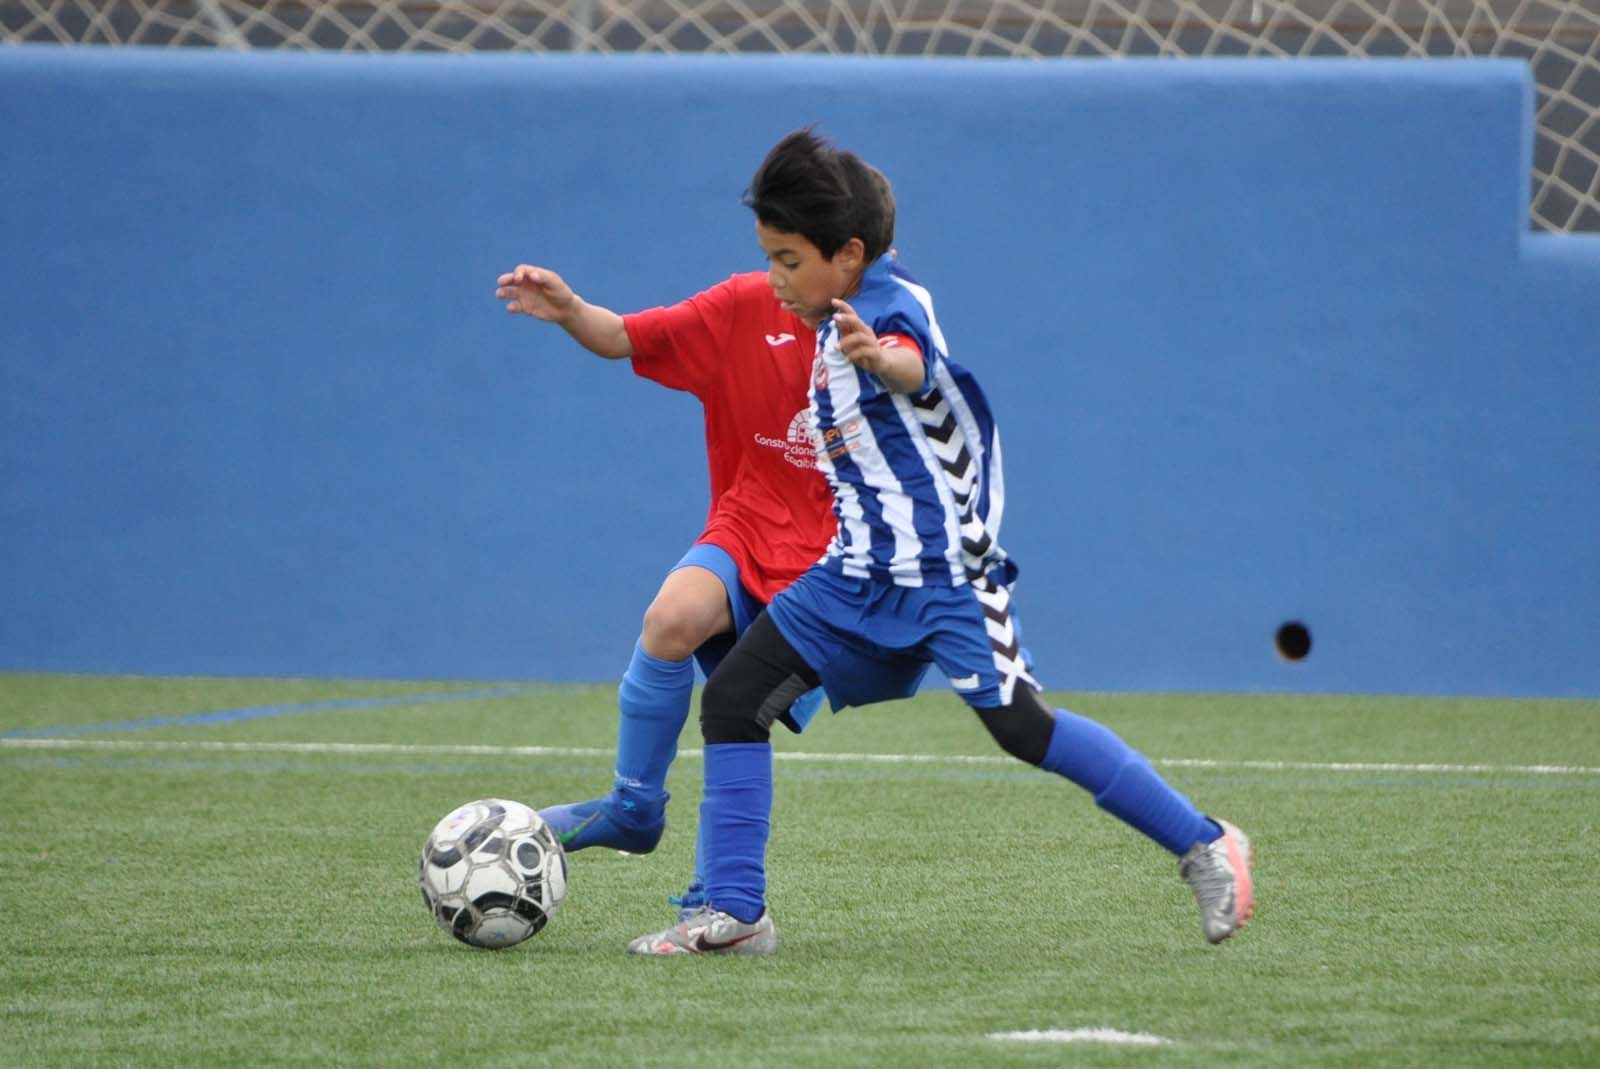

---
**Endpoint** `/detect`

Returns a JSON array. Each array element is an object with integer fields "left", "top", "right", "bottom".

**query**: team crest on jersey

[
  {"left": 813, "top": 358, "right": 829, "bottom": 390},
  {"left": 752, "top": 408, "right": 819, "bottom": 469}
]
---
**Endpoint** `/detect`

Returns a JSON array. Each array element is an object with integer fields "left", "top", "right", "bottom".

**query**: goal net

[{"left": 4, "top": 1, "right": 1598, "bottom": 231}]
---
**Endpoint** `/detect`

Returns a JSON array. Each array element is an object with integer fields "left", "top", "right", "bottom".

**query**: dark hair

[{"left": 742, "top": 128, "right": 895, "bottom": 262}]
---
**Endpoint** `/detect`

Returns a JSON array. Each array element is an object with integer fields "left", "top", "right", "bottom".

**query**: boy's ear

[{"left": 838, "top": 236, "right": 867, "bottom": 271}]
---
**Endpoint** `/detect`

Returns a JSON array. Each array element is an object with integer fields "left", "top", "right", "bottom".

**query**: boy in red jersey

[{"left": 494, "top": 263, "right": 836, "bottom": 910}]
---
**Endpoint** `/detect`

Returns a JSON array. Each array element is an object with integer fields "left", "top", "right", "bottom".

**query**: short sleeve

[
  {"left": 623, "top": 277, "right": 739, "bottom": 396},
  {"left": 878, "top": 313, "right": 936, "bottom": 395}
]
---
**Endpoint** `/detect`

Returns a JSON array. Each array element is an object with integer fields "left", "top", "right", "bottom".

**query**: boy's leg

[
  {"left": 913, "top": 576, "right": 1221, "bottom": 853},
  {"left": 628, "top": 609, "right": 822, "bottom": 956},
  {"left": 699, "top": 611, "right": 820, "bottom": 921},
  {"left": 975, "top": 688, "right": 1219, "bottom": 853},
  {"left": 922, "top": 579, "right": 1254, "bottom": 942},
  {"left": 670, "top": 555, "right": 825, "bottom": 915},
  {"left": 539, "top": 558, "right": 731, "bottom": 853},
  {"left": 974, "top": 686, "right": 1254, "bottom": 942}
]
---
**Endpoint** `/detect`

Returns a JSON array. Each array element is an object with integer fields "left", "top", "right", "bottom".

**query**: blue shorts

[
  {"left": 671, "top": 542, "right": 824, "bottom": 733},
  {"left": 767, "top": 566, "right": 1037, "bottom": 710}
]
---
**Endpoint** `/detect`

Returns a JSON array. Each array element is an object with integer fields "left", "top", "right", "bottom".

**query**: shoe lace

[{"left": 667, "top": 881, "right": 707, "bottom": 910}]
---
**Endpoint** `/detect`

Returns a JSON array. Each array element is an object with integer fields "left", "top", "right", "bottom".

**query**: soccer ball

[{"left": 418, "top": 798, "right": 568, "bottom": 949}]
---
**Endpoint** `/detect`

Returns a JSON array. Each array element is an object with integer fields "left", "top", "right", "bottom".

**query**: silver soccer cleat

[
  {"left": 627, "top": 905, "right": 778, "bottom": 956},
  {"left": 1179, "top": 819, "right": 1256, "bottom": 944}
]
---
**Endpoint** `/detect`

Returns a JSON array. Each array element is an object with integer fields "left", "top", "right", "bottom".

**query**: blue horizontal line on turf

[
  {"left": 0, "top": 685, "right": 540, "bottom": 738},
  {"left": 0, "top": 754, "right": 619, "bottom": 778}
]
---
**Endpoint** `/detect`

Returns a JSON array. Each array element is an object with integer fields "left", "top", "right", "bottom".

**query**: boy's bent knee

[
  {"left": 700, "top": 610, "right": 820, "bottom": 745},
  {"left": 640, "top": 607, "right": 716, "bottom": 662},
  {"left": 641, "top": 575, "right": 732, "bottom": 661},
  {"left": 974, "top": 688, "right": 1055, "bottom": 765},
  {"left": 700, "top": 661, "right": 818, "bottom": 746},
  {"left": 700, "top": 669, "right": 775, "bottom": 745}
]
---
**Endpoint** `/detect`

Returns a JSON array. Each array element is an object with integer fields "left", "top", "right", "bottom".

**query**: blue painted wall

[{"left": 2, "top": 48, "right": 1596, "bottom": 695}]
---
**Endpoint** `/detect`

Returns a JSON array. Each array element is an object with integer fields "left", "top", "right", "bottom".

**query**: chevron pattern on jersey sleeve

[
  {"left": 908, "top": 389, "right": 994, "bottom": 580},
  {"left": 908, "top": 389, "right": 1037, "bottom": 704}
]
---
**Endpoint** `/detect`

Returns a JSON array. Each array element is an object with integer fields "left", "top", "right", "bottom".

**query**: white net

[{"left": 5, "top": 1, "right": 1598, "bottom": 230}]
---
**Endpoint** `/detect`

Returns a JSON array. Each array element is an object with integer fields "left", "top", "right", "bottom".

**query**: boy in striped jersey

[{"left": 629, "top": 129, "right": 1255, "bottom": 957}]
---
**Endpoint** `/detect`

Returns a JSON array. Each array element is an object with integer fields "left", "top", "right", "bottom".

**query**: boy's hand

[
  {"left": 831, "top": 299, "right": 926, "bottom": 392},
  {"left": 497, "top": 265, "right": 577, "bottom": 323},
  {"left": 831, "top": 299, "right": 886, "bottom": 372}
]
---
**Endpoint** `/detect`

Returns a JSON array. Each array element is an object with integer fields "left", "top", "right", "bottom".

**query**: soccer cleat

[
  {"left": 627, "top": 905, "right": 777, "bottom": 957},
  {"left": 1178, "top": 818, "right": 1255, "bottom": 944},
  {"left": 666, "top": 880, "right": 708, "bottom": 923},
  {"left": 538, "top": 788, "right": 666, "bottom": 854}
]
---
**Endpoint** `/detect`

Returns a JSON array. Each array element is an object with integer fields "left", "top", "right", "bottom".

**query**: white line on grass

[
  {"left": 989, "top": 1028, "right": 1174, "bottom": 1046},
  {"left": 2, "top": 736, "right": 1597, "bottom": 776},
  {"left": 1159, "top": 757, "right": 1600, "bottom": 775}
]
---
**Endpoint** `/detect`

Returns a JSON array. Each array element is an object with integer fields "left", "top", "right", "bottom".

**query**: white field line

[
  {"left": 989, "top": 1027, "right": 1174, "bottom": 1046},
  {"left": 2, "top": 736, "right": 1598, "bottom": 776}
]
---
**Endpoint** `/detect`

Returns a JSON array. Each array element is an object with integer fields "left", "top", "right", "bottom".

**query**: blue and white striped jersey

[{"left": 809, "top": 254, "right": 1015, "bottom": 588}]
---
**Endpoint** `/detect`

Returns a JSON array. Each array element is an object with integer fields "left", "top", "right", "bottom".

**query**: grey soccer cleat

[
  {"left": 627, "top": 905, "right": 777, "bottom": 956},
  {"left": 1179, "top": 819, "right": 1255, "bottom": 944}
]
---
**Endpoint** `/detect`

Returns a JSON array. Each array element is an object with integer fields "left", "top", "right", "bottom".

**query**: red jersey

[{"left": 623, "top": 272, "right": 836, "bottom": 603}]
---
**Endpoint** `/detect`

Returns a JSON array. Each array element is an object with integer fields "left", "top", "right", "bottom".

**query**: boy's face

[{"left": 756, "top": 221, "right": 863, "bottom": 328}]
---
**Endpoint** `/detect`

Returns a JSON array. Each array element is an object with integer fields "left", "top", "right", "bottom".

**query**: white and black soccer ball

[{"left": 419, "top": 798, "right": 568, "bottom": 949}]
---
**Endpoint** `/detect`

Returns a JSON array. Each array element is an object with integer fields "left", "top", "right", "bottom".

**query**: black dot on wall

[{"left": 1275, "top": 621, "right": 1312, "bottom": 662}]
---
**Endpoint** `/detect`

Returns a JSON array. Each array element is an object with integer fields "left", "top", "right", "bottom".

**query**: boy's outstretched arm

[
  {"left": 830, "top": 299, "right": 925, "bottom": 393},
  {"left": 496, "top": 264, "right": 634, "bottom": 360}
]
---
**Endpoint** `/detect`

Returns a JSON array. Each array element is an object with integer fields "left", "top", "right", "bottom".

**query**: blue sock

[
  {"left": 1040, "top": 708, "right": 1220, "bottom": 855},
  {"left": 700, "top": 742, "right": 772, "bottom": 924},
  {"left": 689, "top": 812, "right": 707, "bottom": 896},
  {"left": 612, "top": 640, "right": 695, "bottom": 801}
]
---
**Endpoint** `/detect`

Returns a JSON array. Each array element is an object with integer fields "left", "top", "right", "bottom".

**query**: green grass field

[{"left": 3, "top": 673, "right": 1598, "bottom": 1067}]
